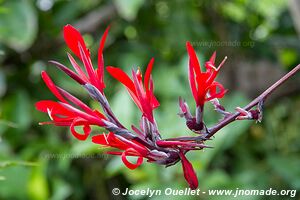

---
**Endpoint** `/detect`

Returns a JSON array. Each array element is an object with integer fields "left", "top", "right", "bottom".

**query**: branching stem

[{"left": 206, "top": 64, "right": 300, "bottom": 139}]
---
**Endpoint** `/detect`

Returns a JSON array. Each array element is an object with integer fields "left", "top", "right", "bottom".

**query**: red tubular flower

[
  {"left": 186, "top": 42, "right": 227, "bottom": 107},
  {"left": 37, "top": 24, "right": 223, "bottom": 189},
  {"left": 61, "top": 24, "right": 110, "bottom": 92},
  {"left": 36, "top": 71, "right": 106, "bottom": 140},
  {"left": 106, "top": 58, "right": 159, "bottom": 123}
]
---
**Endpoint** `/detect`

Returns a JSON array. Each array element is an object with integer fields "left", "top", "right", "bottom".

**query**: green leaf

[{"left": 0, "top": 0, "right": 37, "bottom": 52}]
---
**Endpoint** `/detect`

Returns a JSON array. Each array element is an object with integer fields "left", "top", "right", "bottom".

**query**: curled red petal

[
  {"left": 179, "top": 151, "right": 198, "bottom": 190},
  {"left": 121, "top": 149, "right": 143, "bottom": 170},
  {"left": 205, "top": 82, "right": 227, "bottom": 101},
  {"left": 70, "top": 118, "right": 91, "bottom": 140}
]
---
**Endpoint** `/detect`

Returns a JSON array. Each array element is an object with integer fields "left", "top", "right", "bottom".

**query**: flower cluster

[
  {"left": 36, "top": 24, "right": 232, "bottom": 190},
  {"left": 178, "top": 42, "right": 228, "bottom": 134}
]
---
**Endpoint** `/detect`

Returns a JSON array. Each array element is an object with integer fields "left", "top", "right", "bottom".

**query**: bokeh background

[{"left": 1, "top": 0, "right": 300, "bottom": 199}]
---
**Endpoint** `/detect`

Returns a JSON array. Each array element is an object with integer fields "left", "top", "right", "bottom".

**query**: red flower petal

[
  {"left": 63, "top": 24, "right": 89, "bottom": 59},
  {"left": 35, "top": 100, "right": 73, "bottom": 116},
  {"left": 209, "top": 51, "right": 216, "bottom": 64},
  {"left": 107, "top": 65, "right": 159, "bottom": 122},
  {"left": 121, "top": 149, "right": 144, "bottom": 170},
  {"left": 205, "top": 82, "right": 227, "bottom": 101},
  {"left": 106, "top": 151, "right": 122, "bottom": 155},
  {"left": 116, "top": 135, "right": 149, "bottom": 156},
  {"left": 92, "top": 133, "right": 128, "bottom": 150},
  {"left": 56, "top": 87, "right": 96, "bottom": 117},
  {"left": 35, "top": 100, "right": 77, "bottom": 125},
  {"left": 144, "top": 58, "right": 154, "bottom": 92},
  {"left": 67, "top": 53, "right": 89, "bottom": 82},
  {"left": 41, "top": 71, "right": 67, "bottom": 103},
  {"left": 98, "top": 26, "right": 110, "bottom": 87},
  {"left": 186, "top": 42, "right": 202, "bottom": 76},
  {"left": 132, "top": 70, "right": 153, "bottom": 122},
  {"left": 48, "top": 61, "right": 86, "bottom": 85},
  {"left": 78, "top": 43, "right": 99, "bottom": 89},
  {"left": 148, "top": 77, "right": 160, "bottom": 109},
  {"left": 179, "top": 151, "right": 198, "bottom": 190},
  {"left": 91, "top": 134, "right": 107, "bottom": 145},
  {"left": 70, "top": 118, "right": 91, "bottom": 140},
  {"left": 59, "top": 102, "right": 104, "bottom": 126},
  {"left": 188, "top": 60, "right": 198, "bottom": 104},
  {"left": 106, "top": 66, "right": 136, "bottom": 93}
]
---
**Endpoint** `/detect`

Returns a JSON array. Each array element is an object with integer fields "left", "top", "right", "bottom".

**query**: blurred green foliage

[{"left": 0, "top": 0, "right": 300, "bottom": 200}]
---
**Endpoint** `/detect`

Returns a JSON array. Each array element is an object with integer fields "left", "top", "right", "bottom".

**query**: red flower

[
  {"left": 106, "top": 58, "right": 159, "bottom": 123},
  {"left": 36, "top": 25, "right": 215, "bottom": 189},
  {"left": 36, "top": 24, "right": 111, "bottom": 140},
  {"left": 186, "top": 42, "right": 227, "bottom": 107},
  {"left": 36, "top": 71, "right": 106, "bottom": 140},
  {"left": 57, "top": 24, "right": 110, "bottom": 93}
]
